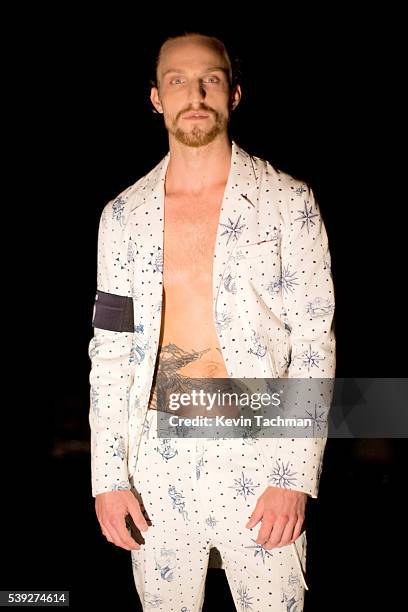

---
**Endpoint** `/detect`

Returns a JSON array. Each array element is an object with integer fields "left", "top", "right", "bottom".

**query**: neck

[{"left": 165, "top": 134, "right": 232, "bottom": 197}]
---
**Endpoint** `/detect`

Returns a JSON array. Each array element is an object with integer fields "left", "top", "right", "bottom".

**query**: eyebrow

[{"left": 162, "top": 66, "right": 228, "bottom": 78}]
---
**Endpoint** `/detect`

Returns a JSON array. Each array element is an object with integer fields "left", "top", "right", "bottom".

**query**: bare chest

[
  {"left": 151, "top": 188, "right": 230, "bottom": 381},
  {"left": 163, "top": 192, "right": 224, "bottom": 282}
]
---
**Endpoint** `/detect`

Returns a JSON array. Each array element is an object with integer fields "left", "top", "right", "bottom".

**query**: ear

[
  {"left": 150, "top": 86, "right": 163, "bottom": 114},
  {"left": 230, "top": 84, "right": 242, "bottom": 111}
]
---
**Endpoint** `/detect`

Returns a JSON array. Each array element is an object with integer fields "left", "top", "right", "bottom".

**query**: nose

[{"left": 188, "top": 78, "right": 206, "bottom": 106}]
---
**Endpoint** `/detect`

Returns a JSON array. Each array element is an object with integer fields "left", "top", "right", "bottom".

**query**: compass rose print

[
  {"left": 244, "top": 538, "right": 274, "bottom": 564},
  {"left": 280, "top": 264, "right": 299, "bottom": 294},
  {"left": 228, "top": 471, "right": 260, "bottom": 501},
  {"left": 237, "top": 581, "right": 254, "bottom": 610},
  {"left": 305, "top": 404, "right": 328, "bottom": 435},
  {"left": 219, "top": 214, "right": 246, "bottom": 245},
  {"left": 294, "top": 200, "right": 319, "bottom": 233},
  {"left": 299, "top": 344, "right": 325, "bottom": 371},
  {"left": 268, "top": 459, "right": 298, "bottom": 488}
]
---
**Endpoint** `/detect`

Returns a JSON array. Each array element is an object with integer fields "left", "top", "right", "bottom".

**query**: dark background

[{"left": 4, "top": 7, "right": 406, "bottom": 611}]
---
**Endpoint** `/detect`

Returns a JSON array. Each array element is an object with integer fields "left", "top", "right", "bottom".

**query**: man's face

[{"left": 151, "top": 37, "right": 240, "bottom": 148}]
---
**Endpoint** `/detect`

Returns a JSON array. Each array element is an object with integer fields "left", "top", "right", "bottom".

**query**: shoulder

[
  {"left": 100, "top": 153, "right": 168, "bottom": 227},
  {"left": 245, "top": 149, "right": 317, "bottom": 229},
  {"left": 252, "top": 151, "right": 311, "bottom": 197}
]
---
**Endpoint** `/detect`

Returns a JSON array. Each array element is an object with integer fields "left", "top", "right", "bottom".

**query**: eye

[
  {"left": 204, "top": 76, "right": 220, "bottom": 83},
  {"left": 170, "top": 77, "right": 185, "bottom": 85}
]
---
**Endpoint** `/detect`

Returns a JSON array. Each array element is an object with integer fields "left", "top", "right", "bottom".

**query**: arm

[
  {"left": 246, "top": 182, "right": 335, "bottom": 549},
  {"left": 88, "top": 200, "right": 148, "bottom": 551},
  {"left": 88, "top": 200, "right": 135, "bottom": 497},
  {"left": 273, "top": 182, "right": 336, "bottom": 498}
]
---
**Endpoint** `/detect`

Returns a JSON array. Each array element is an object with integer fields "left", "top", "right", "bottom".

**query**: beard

[{"left": 164, "top": 107, "right": 229, "bottom": 148}]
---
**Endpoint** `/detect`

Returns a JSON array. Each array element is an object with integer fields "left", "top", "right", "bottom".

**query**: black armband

[{"left": 92, "top": 290, "right": 134, "bottom": 332}]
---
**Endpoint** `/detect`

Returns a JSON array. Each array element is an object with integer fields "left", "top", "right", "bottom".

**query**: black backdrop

[{"left": 4, "top": 8, "right": 406, "bottom": 611}]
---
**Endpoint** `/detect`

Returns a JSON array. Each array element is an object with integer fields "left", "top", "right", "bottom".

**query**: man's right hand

[{"left": 95, "top": 490, "right": 149, "bottom": 550}]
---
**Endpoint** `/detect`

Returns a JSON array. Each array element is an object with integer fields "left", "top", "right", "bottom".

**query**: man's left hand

[{"left": 245, "top": 486, "right": 307, "bottom": 549}]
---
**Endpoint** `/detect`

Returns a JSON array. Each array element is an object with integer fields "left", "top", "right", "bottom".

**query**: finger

[
  {"left": 103, "top": 522, "right": 139, "bottom": 551},
  {"left": 129, "top": 506, "right": 149, "bottom": 533},
  {"left": 263, "top": 516, "right": 287, "bottom": 549},
  {"left": 246, "top": 503, "right": 263, "bottom": 529},
  {"left": 101, "top": 526, "right": 114, "bottom": 544},
  {"left": 276, "top": 519, "right": 297, "bottom": 547},
  {"left": 255, "top": 513, "right": 274, "bottom": 545},
  {"left": 107, "top": 521, "right": 136, "bottom": 550},
  {"left": 117, "top": 518, "right": 142, "bottom": 550},
  {"left": 289, "top": 516, "right": 304, "bottom": 543}
]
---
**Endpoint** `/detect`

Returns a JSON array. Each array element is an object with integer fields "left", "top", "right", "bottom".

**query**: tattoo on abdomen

[{"left": 147, "top": 343, "right": 229, "bottom": 411}]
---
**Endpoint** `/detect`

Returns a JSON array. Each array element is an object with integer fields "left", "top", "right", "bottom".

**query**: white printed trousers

[{"left": 129, "top": 408, "right": 308, "bottom": 611}]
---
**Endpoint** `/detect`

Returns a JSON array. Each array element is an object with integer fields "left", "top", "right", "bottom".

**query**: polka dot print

[
  {"left": 88, "top": 139, "right": 335, "bottom": 523},
  {"left": 129, "top": 408, "right": 307, "bottom": 611}
]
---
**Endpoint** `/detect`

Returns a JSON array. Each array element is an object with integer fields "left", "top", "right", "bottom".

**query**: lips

[{"left": 183, "top": 112, "right": 209, "bottom": 119}]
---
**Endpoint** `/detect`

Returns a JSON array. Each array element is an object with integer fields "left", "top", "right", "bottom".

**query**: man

[{"left": 88, "top": 31, "right": 336, "bottom": 611}]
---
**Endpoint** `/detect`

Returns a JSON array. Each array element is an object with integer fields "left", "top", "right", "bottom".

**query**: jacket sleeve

[
  {"left": 88, "top": 200, "right": 135, "bottom": 497},
  {"left": 271, "top": 183, "right": 336, "bottom": 498}
]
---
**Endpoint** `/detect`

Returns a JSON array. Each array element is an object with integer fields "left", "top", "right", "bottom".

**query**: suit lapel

[
  {"left": 128, "top": 140, "right": 260, "bottom": 358},
  {"left": 212, "top": 140, "right": 260, "bottom": 314},
  {"left": 128, "top": 153, "right": 170, "bottom": 366}
]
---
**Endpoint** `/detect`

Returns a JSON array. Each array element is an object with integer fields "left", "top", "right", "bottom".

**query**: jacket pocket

[
  {"left": 290, "top": 531, "right": 309, "bottom": 590},
  {"left": 239, "top": 239, "right": 279, "bottom": 259}
]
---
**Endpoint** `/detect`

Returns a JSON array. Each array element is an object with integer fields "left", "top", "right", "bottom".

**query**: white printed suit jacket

[{"left": 88, "top": 140, "right": 336, "bottom": 498}]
